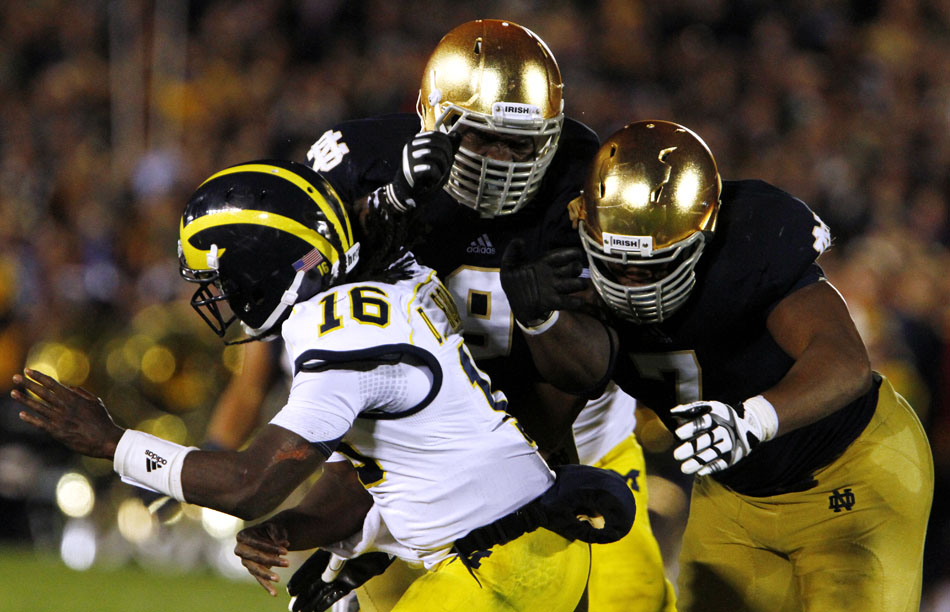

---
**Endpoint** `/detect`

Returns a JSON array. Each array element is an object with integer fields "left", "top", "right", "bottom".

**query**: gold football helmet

[
  {"left": 418, "top": 19, "right": 564, "bottom": 217},
  {"left": 572, "top": 120, "right": 721, "bottom": 323}
]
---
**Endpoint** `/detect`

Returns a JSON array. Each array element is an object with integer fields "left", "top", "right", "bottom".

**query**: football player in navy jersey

[
  {"left": 304, "top": 19, "right": 676, "bottom": 612},
  {"left": 502, "top": 120, "right": 935, "bottom": 612},
  {"left": 309, "top": 21, "right": 596, "bottom": 445}
]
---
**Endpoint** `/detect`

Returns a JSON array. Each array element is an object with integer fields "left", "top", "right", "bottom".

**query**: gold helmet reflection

[
  {"left": 418, "top": 19, "right": 564, "bottom": 217},
  {"left": 572, "top": 120, "right": 721, "bottom": 323}
]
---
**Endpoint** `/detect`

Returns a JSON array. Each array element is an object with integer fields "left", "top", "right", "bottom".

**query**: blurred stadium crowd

[{"left": 0, "top": 0, "right": 948, "bottom": 608}]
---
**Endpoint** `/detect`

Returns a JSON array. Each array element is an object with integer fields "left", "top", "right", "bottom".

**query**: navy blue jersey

[
  {"left": 610, "top": 180, "right": 877, "bottom": 496},
  {"left": 308, "top": 114, "right": 600, "bottom": 398}
]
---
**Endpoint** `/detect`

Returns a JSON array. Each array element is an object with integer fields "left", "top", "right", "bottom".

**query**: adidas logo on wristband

[
  {"left": 115, "top": 430, "right": 196, "bottom": 502},
  {"left": 145, "top": 449, "right": 167, "bottom": 472}
]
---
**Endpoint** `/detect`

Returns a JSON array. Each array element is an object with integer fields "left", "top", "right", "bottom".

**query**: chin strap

[{"left": 242, "top": 269, "right": 308, "bottom": 338}]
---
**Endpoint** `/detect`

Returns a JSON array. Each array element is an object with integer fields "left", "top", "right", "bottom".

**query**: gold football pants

[
  {"left": 387, "top": 528, "right": 590, "bottom": 611},
  {"left": 676, "top": 376, "right": 933, "bottom": 612},
  {"left": 588, "top": 433, "right": 677, "bottom": 612},
  {"left": 356, "top": 558, "right": 426, "bottom": 612}
]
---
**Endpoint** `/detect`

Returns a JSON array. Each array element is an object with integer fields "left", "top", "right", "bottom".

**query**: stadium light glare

[
  {"left": 117, "top": 497, "right": 156, "bottom": 543},
  {"left": 60, "top": 519, "right": 97, "bottom": 570},
  {"left": 55, "top": 472, "right": 95, "bottom": 518},
  {"left": 200, "top": 507, "right": 243, "bottom": 539}
]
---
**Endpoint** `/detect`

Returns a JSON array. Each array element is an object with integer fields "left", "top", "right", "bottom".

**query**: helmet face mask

[
  {"left": 179, "top": 258, "right": 237, "bottom": 338},
  {"left": 179, "top": 161, "right": 360, "bottom": 342},
  {"left": 417, "top": 19, "right": 565, "bottom": 217},
  {"left": 575, "top": 121, "right": 721, "bottom": 324},
  {"left": 581, "top": 228, "right": 706, "bottom": 323}
]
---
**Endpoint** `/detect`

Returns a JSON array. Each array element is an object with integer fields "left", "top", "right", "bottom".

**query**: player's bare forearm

[
  {"left": 504, "top": 382, "right": 584, "bottom": 462},
  {"left": 262, "top": 461, "right": 373, "bottom": 551},
  {"left": 524, "top": 310, "right": 616, "bottom": 396},
  {"left": 182, "top": 425, "right": 326, "bottom": 520},
  {"left": 765, "top": 280, "right": 873, "bottom": 434},
  {"left": 11, "top": 369, "right": 124, "bottom": 458},
  {"left": 11, "top": 369, "right": 323, "bottom": 521},
  {"left": 233, "top": 464, "right": 369, "bottom": 592}
]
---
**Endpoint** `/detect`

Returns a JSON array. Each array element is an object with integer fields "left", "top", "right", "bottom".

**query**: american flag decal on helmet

[{"left": 292, "top": 248, "right": 324, "bottom": 272}]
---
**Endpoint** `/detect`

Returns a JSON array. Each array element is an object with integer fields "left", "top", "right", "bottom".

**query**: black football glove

[
  {"left": 287, "top": 549, "right": 395, "bottom": 612},
  {"left": 500, "top": 239, "right": 589, "bottom": 327},
  {"left": 383, "top": 130, "right": 459, "bottom": 212}
]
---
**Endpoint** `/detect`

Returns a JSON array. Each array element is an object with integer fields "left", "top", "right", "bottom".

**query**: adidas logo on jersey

[
  {"left": 466, "top": 234, "right": 496, "bottom": 255},
  {"left": 145, "top": 449, "right": 167, "bottom": 472}
]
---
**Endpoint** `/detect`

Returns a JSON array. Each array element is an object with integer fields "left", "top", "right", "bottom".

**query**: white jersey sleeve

[{"left": 269, "top": 360, "right": 435, "bottom": 447}]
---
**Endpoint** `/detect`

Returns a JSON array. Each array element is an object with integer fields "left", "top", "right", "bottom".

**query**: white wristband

[
  {"left": 113, "top": 430, "right": 197, "bottom": 502},
  {"left": 742, "top": 395, "right": 779, "bottom": 441},
  {"left": 321, "top": 553, "right": 348, "bottom": 583},
  {"left": 516, "top": 310, "right": 560, "bottom": 336}
]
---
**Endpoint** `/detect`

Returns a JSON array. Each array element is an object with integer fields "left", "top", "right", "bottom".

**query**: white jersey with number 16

[{"left": 269, "top": 258, "right": 553, "bottom": 568}]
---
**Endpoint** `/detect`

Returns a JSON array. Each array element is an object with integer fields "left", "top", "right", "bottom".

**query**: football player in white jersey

[
  {"left": 11, "top": 160, "right": 635, "bottom": 611},
  {"left": 306, "top": 20, "right": 675, "bottom": 611},
  {"left": 185, "top": 20, "right": 675, "bottom": 612}
]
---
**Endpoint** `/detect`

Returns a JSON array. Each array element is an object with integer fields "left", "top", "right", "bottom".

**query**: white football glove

[{"left": 670, "top": 396, "right": 779, "bottom": 476}]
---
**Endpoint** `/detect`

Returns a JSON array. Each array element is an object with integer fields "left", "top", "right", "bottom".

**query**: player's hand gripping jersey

[
  {"left": 269, "top": 259, "right": 555, "bottom": 568},
  {"left": 609, "top": 180, "right": 877, "bottom": 496}
]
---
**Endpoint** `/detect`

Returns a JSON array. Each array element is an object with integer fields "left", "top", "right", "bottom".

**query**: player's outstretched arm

[
  {"left": 668, "top": 279, "right": 873, "bottom": 476},
  {"left": 12, "top": 368, "right": 326, "bottom": 520},
  {"left": 181, "top": 424, "right": 326, "bottom": 519},
  {"left": 500, "top": 242, "right": 617, "bottom": 395}
]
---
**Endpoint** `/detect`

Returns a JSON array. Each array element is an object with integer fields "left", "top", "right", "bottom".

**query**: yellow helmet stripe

[
  {"left": 199, "top": 163, "right": 354, "bottom": 251},
  {"left": 179, "top": 209, "right": 340, "bottom": 272}
]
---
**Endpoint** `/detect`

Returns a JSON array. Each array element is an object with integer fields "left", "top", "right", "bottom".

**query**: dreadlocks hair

[{"left": 346, "top": 195, "right": 423, "bottom": 284}]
